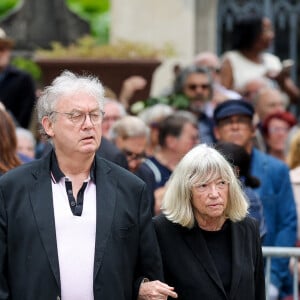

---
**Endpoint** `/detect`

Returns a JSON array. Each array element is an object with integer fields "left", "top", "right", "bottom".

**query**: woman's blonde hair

[
  {"left": 162, "top": 144, "right": 249, "bottom": 228},
  {"left": 287, "top": 129, "right": 300, "bottom": 169}
]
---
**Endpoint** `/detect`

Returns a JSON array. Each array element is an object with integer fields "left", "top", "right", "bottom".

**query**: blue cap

[{"left": 213, "top": 99, "right": 254, "bottom": 122}]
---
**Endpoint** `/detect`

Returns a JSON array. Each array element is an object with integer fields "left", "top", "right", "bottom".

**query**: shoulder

[
  {"left": 252, "top": 148, "right": 289, "bottom": 171},
  {"left": 0, "top": 157, "right": 46, "bottom": 186},
  {"left": 153, "top": 214, "right": 169, "bottom": 227},
  {"left": 96, "top": 156, "right": 144, "bottom": 187},
  {"left": 235, "top": 216, "right": 259, "bottom": 235},
  {"left": 222, "top": 50, "right": 238, "bottom": 59},
  {"left": 5, "top": 66, "right": 34, "bottom": 81},
  {"left": 153, "top": 214, "right": 183, "bottom": 235}
]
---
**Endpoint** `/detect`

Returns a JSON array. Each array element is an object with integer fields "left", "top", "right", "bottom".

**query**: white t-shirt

[{"left": 223, "top": 50, "right": 282, "bottom": 90}]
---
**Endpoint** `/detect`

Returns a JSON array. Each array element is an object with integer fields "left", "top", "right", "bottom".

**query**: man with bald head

[
  {"left": 252, "top": 87, "right": 288, "bottom": 151},
  {"left": 253, "top": 87, "right": 287, "bottom": 123}
]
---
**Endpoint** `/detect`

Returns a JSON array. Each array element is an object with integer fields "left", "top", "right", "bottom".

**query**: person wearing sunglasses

[
  {"left": 173, "top": 65, "right": 216, "bottom": 144},
  {"left": 109, "top": 115, "right": 157, "bottom": 215}
]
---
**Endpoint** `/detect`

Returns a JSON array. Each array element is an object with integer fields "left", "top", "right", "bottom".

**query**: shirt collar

[{"left": 50, "top": 150, "right": 96, "bottom": 183}]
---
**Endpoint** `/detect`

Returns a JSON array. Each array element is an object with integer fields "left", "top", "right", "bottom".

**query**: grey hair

[
  {"left": 16, "top": 127, "right": 36, "bottom": 147},
  {"left": 162, "top": 144, "right": 249, "bottom": 228},
  {"left": 109, "top": 115, "right": 150, "bottom": 141},
  {"left": 252, "top": 86, "right": 288, "bottom": 108},
  {"left": 36, "top": 70, "right": 104, "bottom": 137},
  {"left": 138, "top": 103, "right": 174, "bottom": 126},
  {"left": 173, "top": 65, "right": 213, "bottom": 98},
  {"left": 104, "top": 98, "right": 127, "bottom": 117}
]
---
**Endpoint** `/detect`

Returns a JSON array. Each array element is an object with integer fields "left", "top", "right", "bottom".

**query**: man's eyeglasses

[
  {"left": 186, "top": 83, "right": 210, "bottom": 91},
  {"left": 123, "top": 149, "right": 146, "bottom": 161},
  {"left": 50, "top": 110, "right": 105, "bottom": 126}
]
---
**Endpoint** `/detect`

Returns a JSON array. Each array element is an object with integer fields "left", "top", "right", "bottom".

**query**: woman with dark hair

[
  {"left": 0, "top": 108, "right": 21, "bottom": 176},
  {"left": 215, "top": 141, "right": 267, "bottom": 239},
  {"left": 220, "top": 14, "right": 300, "bottom": 103}
]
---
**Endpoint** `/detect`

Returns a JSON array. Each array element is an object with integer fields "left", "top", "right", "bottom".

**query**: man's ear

[
  {"left": 250, "top": 123, "right": 256, "bottom": 138},
  {"left": 165, "top": 135, "right": 177, "bottom": 149},
  {"left": 42, "top": 116, "right": 54, "bottom": 137}
]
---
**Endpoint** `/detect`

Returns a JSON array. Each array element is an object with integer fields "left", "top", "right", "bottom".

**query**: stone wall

[{"left": 111, "top": 0, "right": 218, "bottom": 96}]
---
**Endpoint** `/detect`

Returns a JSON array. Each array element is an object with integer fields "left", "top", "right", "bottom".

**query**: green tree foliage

[
  {"left": 0, "top": 0, "right": 110, "bottom": 44},
  {"left": 67, "top": 0, "right": 110, "bottom": 44},
  {"left": 0, "top": 0, "right": 19, "bottom": 17}
]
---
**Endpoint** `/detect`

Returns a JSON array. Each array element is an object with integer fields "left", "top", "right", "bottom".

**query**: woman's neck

[{"left": 196, "top": 215, "right": 226, "bottom": 232}]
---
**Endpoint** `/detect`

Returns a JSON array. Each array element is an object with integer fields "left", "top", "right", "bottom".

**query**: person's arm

[
  {"left": 267, "top": 69, "right": 300, "bottom": 104},
  {"left": 119, "top": 76, "right": 147, "bottom": 111},
  {"left": 0, "top": 187, "right": 9, "bottom": 299},
  {"left": 280, "top": 77, "right": 300, "bottom": 104},
  {"left": 134, "top": 184, "right": 177, "bottom": 299},
  {"left": 220, "top": 58, "right": 234, "bottom": 90}
]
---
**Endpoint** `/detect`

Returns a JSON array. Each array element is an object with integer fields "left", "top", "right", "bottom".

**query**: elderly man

[
  {"left": 110, "top": 115, "right": 155, "bottom": 214},
  {"left": 174, "top": 65, "right": 216, "bottom": 144},
  {"left": 213, "top": 99, "right": 297, "bottom": 300},
  {"left": 253, "top": 87, "right": 288, "bottom": 152},
  {"left": 0, "top": 71, "right": 177, "bottom": 300},
  {"left": 0, "top": 28, "right": 36, "bottom": 128}
]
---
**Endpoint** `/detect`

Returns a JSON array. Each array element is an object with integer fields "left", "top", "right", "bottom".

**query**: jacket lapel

[
  {"left": 29, "top": 155, "right": 60, "bottom": 287},
  {"left": 183, "top": 227, "right": 226, "bottom": 296},
  {"left": 229, "top": 221, "right": 246, "bottom": 299},
  {"left": 93, "top": 158, "right": 117, "bottom": 279}
]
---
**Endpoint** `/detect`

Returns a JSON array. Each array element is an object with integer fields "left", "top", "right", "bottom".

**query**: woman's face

[
  {"left": 256, "top": 17, "right": 274, "bottom": 50},
  {"left": 191, "top": 178, "right": 229, "bottom": 223},
  {"left": 266, "top": 118, "right": 290, "bottom": 153}
]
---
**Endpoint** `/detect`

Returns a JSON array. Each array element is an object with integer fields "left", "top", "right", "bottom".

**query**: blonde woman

[{"left": 153, "top": 144, "right": 265, "bottom": 299}]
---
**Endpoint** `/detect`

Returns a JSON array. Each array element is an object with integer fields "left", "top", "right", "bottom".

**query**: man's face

[
  {"left": 183, "top": 73, "right": 211, "bottom": 112},
  {"left": 168, "top": 122, "right": 199, "bottom": 158},
  {"left": 0, "top": 47, "right": 11, "bottom": 70},
  {"left": 115, "top": 136, "right": 147, "bottom": 173},
  {"left": 42, "top": 91, "right": 103, "bottom": 158},
  {"left": 102, "top": 102, "right": 123, "bottom": 138},
  {"left": 214, "top": 115, "right": 255, "bottom": 153},
  {"left": 256, "top": 90, "right": 286, "bottom": 122}
]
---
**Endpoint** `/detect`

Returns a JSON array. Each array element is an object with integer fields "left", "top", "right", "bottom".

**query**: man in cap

[
  {"left": 213, "top": 99, "right": 297, "bottom": 300},
  {"left": 0, "top": 28, "right": 36, "bottom": 128}
]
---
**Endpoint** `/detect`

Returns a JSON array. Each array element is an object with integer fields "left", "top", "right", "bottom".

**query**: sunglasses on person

[
  {"left": 122, "top": 149, "right": 146, "bottom": 161},
  {"left": 186, "top": 83, "right": 210, "bottom": 91}
]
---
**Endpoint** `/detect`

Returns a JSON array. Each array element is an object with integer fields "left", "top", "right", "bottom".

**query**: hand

[
  {"left": 265, "top": 70, "right": 287, "bottom": 88},
  {"left": 119, "top": 76, "right": 147, "bottom": 109},
  {"left": 268, "top": 283, "right": 279, "bottom": 300},
  {"left": 138, "top": 280, "right": 178, "bottom": 299}
]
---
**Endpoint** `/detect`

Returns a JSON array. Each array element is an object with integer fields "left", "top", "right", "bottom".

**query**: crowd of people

[{"left": 1, "top": 11, "right": 300, "bottom": 300}]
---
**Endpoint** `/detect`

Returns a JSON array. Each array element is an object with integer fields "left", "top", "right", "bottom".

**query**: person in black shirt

[{"left": 153, "top": 144, "right": 265, "bottom": 300}]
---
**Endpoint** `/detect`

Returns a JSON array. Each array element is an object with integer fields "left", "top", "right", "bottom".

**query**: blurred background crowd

[{"left": 2, "top": 0, "right": 300, "bottom": 299}]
